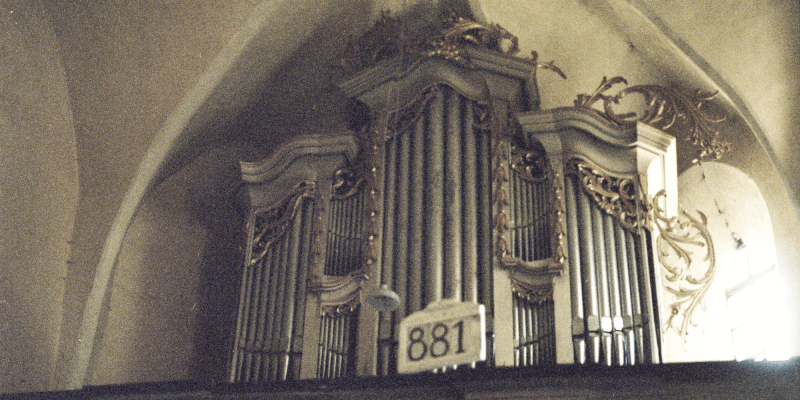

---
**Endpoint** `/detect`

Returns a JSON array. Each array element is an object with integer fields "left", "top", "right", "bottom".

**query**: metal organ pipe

[
  {"left": 477, "top": 122, "right": 493, "bottom": 313},
  {"left": 575, "top": 178, "right": 600, "bottom": 364},
  {"left": 408, "top": 115, "right": 425, "bottom": 313},
  {"left": 626, "top": 231, "right": 646, "bottom": 362},
  {"left": 603, "top": 213, "right": 624, "bottom": 366},
  {"left": 425, "top": 89, "right": 445, "bottom": 304},
  {"left": 565, "top": 176, "right": 585, "bottom": 363},
  {"left": 444, "top": 89, "right": 463, "bottom": 301},
  {"left": 394, "top": 128, "right": 411, "bottom": 317},
  {"left": 279, "top": 203, "right": 304, "bottom": 380},
  {"left": 462, "top": 106, "right": 478, "bottom": 304},
  {"left": 591, "top": 206, "right": 611, "bottom": 366}
]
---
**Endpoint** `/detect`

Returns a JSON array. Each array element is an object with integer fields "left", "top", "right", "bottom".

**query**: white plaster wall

[
  {"left": 665, "top": 162, "right": 783, "bottom": 362},
  {"left": 0, "top": 0, "right": 79, "bottom": 393}
]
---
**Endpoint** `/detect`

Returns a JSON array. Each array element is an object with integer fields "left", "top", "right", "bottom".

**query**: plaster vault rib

[{"left": 66, "top": 0, "right": 339, "bottom": 389}]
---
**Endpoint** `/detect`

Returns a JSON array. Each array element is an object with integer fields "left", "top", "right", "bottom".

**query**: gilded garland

[
  {"left": 511, "top": 279, "right": 554, "bottom": 304},
  {"left": 650, "top": 190, "right": 715, "bottom": 342},
  {"left": 575, "top": 76, "right": 729, "bottom": 162},
  {"left": 321, "top": 297, "right": 360, "bottom": 318}
]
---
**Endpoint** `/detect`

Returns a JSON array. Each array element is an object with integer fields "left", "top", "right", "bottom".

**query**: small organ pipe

[
  {"left": 512, "top": 296, "right": 520, "bottom": 365},
  {"left": 522, "top": 176, "right": 531, "bottom": 261},
  {"left": 317, "top": 316, "right": 327, "bottom": 379},
  {"left": 236, "top": 256, "right": 254, "bottom": 380},
  {"left": 251, "top": 247, "right": 271, "bottom": 380},
  {"left": 512, "top": 174, "right": 520, "bottom": 259},
  {"left": 592, "top": 208, "right": 611, "bottom": 325},
  {"left": 536, "top": 183, "right": 546, "bottom": 260}
]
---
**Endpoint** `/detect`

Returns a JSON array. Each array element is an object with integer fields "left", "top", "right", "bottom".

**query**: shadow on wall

[{"left": 89, "top": 145, "right": 245, "bottom": 385}]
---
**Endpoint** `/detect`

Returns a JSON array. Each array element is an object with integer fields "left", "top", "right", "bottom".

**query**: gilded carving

[
  {"left": 651, "top": 190, "right": 715, "bottom": 342},
  {"left": 510, "top": 143, "right": 549, "bottom": 183},
  {"left": 422, "top": 11, "right": 520, "bottom": 62},
  {"left": 566, "top": 160, "right": 642, "bottom": 232},
  {"left": 551, "top": 172, "right": 567, "bottom": 265},
  {"left": 511, "top": 279, "right": 553, "bottom": 304},
  {"left": 332, "top": 167, "right": 365, "bottom": 199},
  {"left": 575, "top": 76, "right": 729, "bottom": 162},
  {"left": 321, "top": 298, "right": 360, "bottom": 318},
  {"left": 493, "top": 135, "right": 511, "bottom": 259},
  {"left": 340, "top": 11, "right": 565, "bottom": 78},
  {"left": 250, "top": 182, "right": 316, "bottom": 266}
]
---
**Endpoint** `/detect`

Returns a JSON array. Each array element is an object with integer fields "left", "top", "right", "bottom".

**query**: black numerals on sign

[
  {"left": 430, "top": 324, "right": 449, "bottom": 357},
  {"left": 453, "top": 320, "right": 465, "bottom": 354},
  {"left": 407, "top": 320, "right": 466, "bottom": 361},
  {"left": 408, "top": 327, "right": 427, "bottom": 361}
]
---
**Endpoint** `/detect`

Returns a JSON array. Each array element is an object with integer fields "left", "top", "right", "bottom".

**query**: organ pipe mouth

[{"left": 366, "top": 284, "right": 401, "bottom": 312}]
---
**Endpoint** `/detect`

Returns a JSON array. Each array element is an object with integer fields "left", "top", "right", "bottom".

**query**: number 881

[{"left": 407, "top": 320, "right": 465, "bottom": 361}]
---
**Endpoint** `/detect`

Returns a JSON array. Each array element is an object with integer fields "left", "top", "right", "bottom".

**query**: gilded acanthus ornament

[
  {"left": 566, "top": 160, "right": 643, "bottom": 232},
  {"left": 650, "top": 190, "right": 715, "bottom": 342},
  {"left": 422, "top": 11, "right": 519, "bottom": 61},
  {"left": 340, "top": 11, "right": 565, "bottom": 79},
  {"left": 575, "top": 76, "right": 729, "bottom": 162},
  {"left": 491, "top": 113, "right": 512, "bottom": 259},
  {"left": 250, "top": 183, "right": 316, "bottom": 266}
]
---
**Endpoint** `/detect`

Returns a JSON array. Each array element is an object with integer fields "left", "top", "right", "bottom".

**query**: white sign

[{"left": 397, "top": 299, "right": 486, "bottom": 374}]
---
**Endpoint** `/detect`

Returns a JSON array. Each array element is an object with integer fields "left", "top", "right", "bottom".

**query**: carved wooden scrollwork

[
  {"left": 250, "top": 182, "right": 316, "bottom": 266},
  {"left": 650, "top": 190, "right": 715, "bottom": 342},
  {"left": 422, "top": 11, "right": 520, "bottom": 62},
  {"left": 510, "top": 142, "right": 550, "bottom": 183},
  {"left": 565, "top": 160, "right": 644, "bottom": 232},
  {"left": 340, "top": 11, "right": 565, "bottom": 79},
  {"left": 575, "top": 76, "right": 729, "bottom": 162}
]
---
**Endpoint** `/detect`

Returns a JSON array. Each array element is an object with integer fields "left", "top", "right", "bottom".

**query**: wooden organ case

[{"left": 229, "top": 14, "right": 678, "bottom": 382}]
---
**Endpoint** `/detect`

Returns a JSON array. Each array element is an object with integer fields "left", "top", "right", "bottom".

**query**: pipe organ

[{"left": 229, "top": 13, "right": 679, "bottom": 382}]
